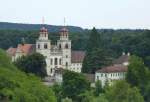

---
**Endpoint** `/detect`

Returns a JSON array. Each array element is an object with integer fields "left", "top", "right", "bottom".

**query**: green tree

[
  {"left": 105, "top": 80, "right": 144, "bottom": 102},
  {"left": 126, "top": 55, "right": 150, "bottom": 88},
  {"left": 144, "top": 82, "right": 150, "bottom": 102},
  {"left": 15, "top": 53, "right": 47, "bottom": 78},
  {"left": 62, "top": 70, "right": 90, "bottom": 101},
  {"left": 62, "top": 97, "right": 72, "bottom": 102},
  {"left": 82, "top": 28, "right": 112, "bottom": 73},
  {"left": 94, "top": 80, "right": 103, "bottom": 96},
  {"left": 52, "top": 83, "right": 62, "bottom": 102},
  {"left": 0, "top": 49, "right": 56, "bottom": 102},
  {"left": 93, "top": 94, "right": 108, "bottom": 102},
  {"left": 86, "top": 27, "right": 101, "bottom": 52},
  {"left": 79, "top": 91, "right": 95, "bottom": 102},
  {"left": 82, "top": 48, "right": 112, "bottom": 73}
]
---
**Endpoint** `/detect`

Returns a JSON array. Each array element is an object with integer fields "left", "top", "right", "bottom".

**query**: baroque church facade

[{"left": 7, "top": 27, "right": 85, "bottom": 76}]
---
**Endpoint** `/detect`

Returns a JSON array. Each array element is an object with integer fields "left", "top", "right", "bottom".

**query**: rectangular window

[
  {"left": 51, "top": 59, "right": 53, "bottom": 65},
  {"left": 97, "top": 76, "right": 99, "bottom": 80},
  {"left": 44, "top": 44, "right": 48, "bottom": 49},
  {"left": 38, "top": 44, "right": 40, "bottom": 49}
]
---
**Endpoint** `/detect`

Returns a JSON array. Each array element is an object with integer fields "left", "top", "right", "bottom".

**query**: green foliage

[
  {"left": 0, "top": 49, "right": 56, "bottom": 102},
  {"left": 93, "top": 94, "right": 108, "bottom": 102},
  {"left": 82, "top": 48, "right": 112, "bottom": 73},
  {"left": 52, "top": 83, "right": 62, "bottom": 102},
  {"left": 105, "top": 80, "right": 144, "bottom": 102},
  {"left": 0, "top": 49, "right": 15, "bottom": 69},
  {"left": 126, "top": 55, "right": 150, "bottom": 102},
  {"left": 62, "top": 70, "right": 90, "bottom": 101},
  {"left": 79, "top": 91, "right": 95, "bottom": 102},
  {"left": 94, "top": 80, "right": 103, "bottom": 96},
  {"left": 62, "top": 97, "right": 72, "bottom": 102},
  {"left": 126, "top": 55, "right": 150, "bottom": 88},
  {"left": 14, "top": 53, "right": 47, "bottom": 78},
  {"left": 86, "top": 27, "right": 101, "bottom": 52},
  {"left": 82, "top": 28, "right": 112, "bottom": 73},
  {"left": 144, "top": 82, "right": 150, "bottom": 102}
]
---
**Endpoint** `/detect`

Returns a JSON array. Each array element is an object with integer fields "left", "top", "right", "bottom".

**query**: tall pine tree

[
  {"left": 86, "top": 27, "right": 101, "bottom": 52},
  {"left": 82, "top": 27, "right": 111, "bottom": 73}
]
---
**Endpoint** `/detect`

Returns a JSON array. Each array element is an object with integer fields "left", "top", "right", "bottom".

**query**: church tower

[
  {"left": 57, "top": 27, "right": 71, "bottom": 69},
  {"left": 36, "top": 27, "right": 51, "bottom": 56}
]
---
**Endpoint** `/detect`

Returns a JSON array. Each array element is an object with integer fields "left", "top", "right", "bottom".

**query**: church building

[{"left": 7, "top": 27, "right": 85, "bottom": 76}]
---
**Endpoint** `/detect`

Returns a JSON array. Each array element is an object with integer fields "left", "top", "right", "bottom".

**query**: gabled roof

[
  {"left": 16, "top": 44, "right": 35, "bottom": 55},
  {"left": 96, "top": 64, "right": 127, "bottom": 73},
  {"left": 113, "top": 54, "right": 130, "bottom": 65},
  {"left": 7, "top": 44, "right": 35, "bottom": 57},
  {"left": 71, "top": 51, "right": 85, "bottom": 63},
  {"left": 6, "top": 47, "right": 17, "bottom": 56}
]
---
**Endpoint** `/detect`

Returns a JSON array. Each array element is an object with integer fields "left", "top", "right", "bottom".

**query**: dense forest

[
  {"left": 0, "top": 22, "right": 84, "bottom": 32},
  {"left": 0, "top": 25, "right": 149, "bottom": 60}
]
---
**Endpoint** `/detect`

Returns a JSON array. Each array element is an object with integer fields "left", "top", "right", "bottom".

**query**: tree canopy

[
  {"left": 62, "top": 70, "right": 90, "bottom": 101},
  {"left": 0, "top": 49, "right": 56, "bottom": 102},
  {"left": 14, "top": 53, "right": 47, "bottom": 78}
]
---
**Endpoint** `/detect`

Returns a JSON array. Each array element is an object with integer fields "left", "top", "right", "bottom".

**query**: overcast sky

[{"left": 0, "top": 0, "right": 150, "bottom": 29}]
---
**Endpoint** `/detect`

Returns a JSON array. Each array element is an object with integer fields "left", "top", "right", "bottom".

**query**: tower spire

[
  {"left": 42, "top": 17, "right": 45, "bottom": 26},
  {"left": 64, "top": 17, "right": 66, "bottom": 27}
]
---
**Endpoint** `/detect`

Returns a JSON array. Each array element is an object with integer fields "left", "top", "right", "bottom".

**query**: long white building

[
  {"left": 7, "top": 27, "right": 85, "bottom": 76},
  {"left": 95, "top": 53, "right": 130, "bottom": 87}
]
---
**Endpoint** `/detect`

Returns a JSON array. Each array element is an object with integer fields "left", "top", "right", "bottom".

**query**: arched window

[
  {"left": 65, "top": 44, "right": 68, "bottom": 49},
  {"left": 44, "top": 44, "right": 48, "bottom": 49},
  {"left": 55, "top": 58, "right": 58, "bottom": 65}
]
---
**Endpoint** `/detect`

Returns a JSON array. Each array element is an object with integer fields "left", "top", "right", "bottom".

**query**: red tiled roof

[
  {"left": 17, "top": 44, "right": 35, "bottom": 55},
  {"left": 6, "top": 47, "right": 17, "bottom": 56},
  {"left": 71, "top": 51, "right": 85, "bottom": 63},
  {"left": 96, "top": 64, "right": 127, "bottom": 73}
]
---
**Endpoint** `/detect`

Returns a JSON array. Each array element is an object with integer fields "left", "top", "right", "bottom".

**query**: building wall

[
  {"left": 95, "top": 72, "right": 126, "bottom": 87},
  {"left": 36, "top": 40, "right": 51, "bottom": 57},
  {"left": 46, "top": 54, "right": 63, "bottom": 76},
  {"left": 57, "top": 40, "right": 71, "bottom": 70},
  {"left": 71, "top": 63, "right": 82, "bottom": 73}
]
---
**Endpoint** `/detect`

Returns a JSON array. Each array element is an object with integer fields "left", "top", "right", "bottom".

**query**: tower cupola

[
  {"left": 39, "top": 27, "right": 48, "bottom": 40},
  {"left": 60, "top": 27, "right": 69, "bottom": 40}
]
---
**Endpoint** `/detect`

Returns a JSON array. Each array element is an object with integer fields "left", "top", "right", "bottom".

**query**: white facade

[
  {"left": 71, "top": 63, "right": 82, "bottom": 73},
  {"left": 95, "top": 72, "right": 126, "bottom": 87},
  {"left": 36, "top": 27, "right": 83, "bottom": 76},
  {"left": 95, "top": 64, "right": 127, "bottom": 87}
]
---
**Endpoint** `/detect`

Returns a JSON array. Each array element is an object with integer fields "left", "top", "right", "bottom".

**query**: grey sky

[{"left": 0, "top": 0, "right": 150, "bottom": 29}]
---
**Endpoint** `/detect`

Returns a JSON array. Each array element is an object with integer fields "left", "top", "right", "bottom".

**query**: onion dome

[
  {"left": 60, "top": 27, "right": 69, "bottom": 37},
  {"left": 60, "top": 27, "right": 69, "bottom": 32},
  {"left": 40, "top": 27, "right": 48, "bottom": 32}
]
